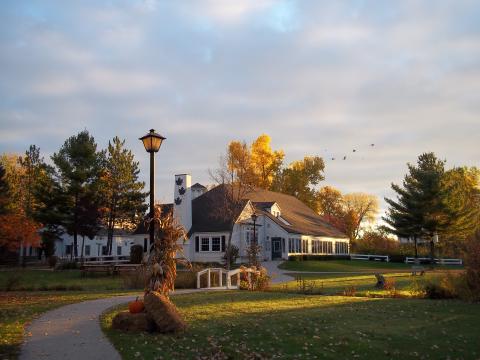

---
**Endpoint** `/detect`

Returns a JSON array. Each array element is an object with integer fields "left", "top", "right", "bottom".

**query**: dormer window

[{"left": 268, "top": 203, "right": 281, "bottom": 218}]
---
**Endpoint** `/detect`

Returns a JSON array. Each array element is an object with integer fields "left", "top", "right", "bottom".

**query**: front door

[{"left": 271, "top": 238, "right": 282, "bottom": 259}]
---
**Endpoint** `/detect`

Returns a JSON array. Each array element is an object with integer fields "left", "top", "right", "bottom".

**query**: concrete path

[
  {"left": 20, "top": 290, "right": 200, "bottom": 360},
  {"left": 261, "top": 261, "right": 295, "bottom": 284}
]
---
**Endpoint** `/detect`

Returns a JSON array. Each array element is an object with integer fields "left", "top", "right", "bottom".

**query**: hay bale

[
  {"left": 144, "top": 291, "right": 186, "bottom": 333},
  {"left": 112, "top": 311, "right": 156, "bottom": 332}
]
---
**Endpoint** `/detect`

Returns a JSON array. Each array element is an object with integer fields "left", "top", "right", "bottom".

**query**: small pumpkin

[{"left": 128, "top": 297, "right": 145, "bottom": 314}]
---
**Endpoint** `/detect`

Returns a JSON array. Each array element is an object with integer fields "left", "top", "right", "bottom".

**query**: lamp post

[
  {"left": 139, "top": 129, "right": 166, "bottom": 250},
  {"left": 251, "top": 213, "right": 258, "bottom": 246}
]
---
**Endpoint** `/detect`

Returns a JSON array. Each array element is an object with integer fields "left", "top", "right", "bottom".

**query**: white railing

[
  {"left": 405, "top": 257, "right": 463, "bottom": 265},
  {"left": 196, "top": 267, "right": 259, "bottom": 290},
  {"left": 59, "top": 256, "right": 131, "bottom": 264},
  {"left": 350, "top": 254, "right": 390, "bottom": 262}
]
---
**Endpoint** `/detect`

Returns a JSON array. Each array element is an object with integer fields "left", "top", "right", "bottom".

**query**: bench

[
  {"left": 80, "top": 264, "right": 114, "bottom": 276},
  {"left": 113, "top": 264, "right": 141, "bottom": 274}
]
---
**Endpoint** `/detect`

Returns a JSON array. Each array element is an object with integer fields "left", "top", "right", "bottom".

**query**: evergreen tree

[
  {"left": 383, "top": 152, "right": 447, "bottom": 257},
  {"left": 99, "top": 137, "right": 147, "bottom": 255},
  {"left": 33, "top": 164, "right": 68, "bottom": 258},
  {"left": 51, "top": 130, "right": 104, "bottom": 258}
]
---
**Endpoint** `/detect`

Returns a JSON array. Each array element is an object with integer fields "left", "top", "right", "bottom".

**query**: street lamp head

[
  {"left": 139, "top": 129, "right": 166, "bottom": 153},
  {"left": 251, "top": 213, "right": 258, "bottom": 223}
]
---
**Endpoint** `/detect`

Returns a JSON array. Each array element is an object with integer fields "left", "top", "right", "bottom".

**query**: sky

[{"left": 0, "top": 0, "right": 479, "bottom": 217}]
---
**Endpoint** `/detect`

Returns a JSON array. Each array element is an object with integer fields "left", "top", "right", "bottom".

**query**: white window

[
  {"left": 201, "top": 237, "right": 210, "bottom": 252},
  {"left": 211, "top": 237, "right": 221, "bottom": 252}
]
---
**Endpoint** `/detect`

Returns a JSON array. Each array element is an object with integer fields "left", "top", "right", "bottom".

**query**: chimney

[{"left": 173, "top": 174, "right": 192, "bottom": 232}]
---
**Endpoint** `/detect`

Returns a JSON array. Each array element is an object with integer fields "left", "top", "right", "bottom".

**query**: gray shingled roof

[{"left": 190, "top": 184, "right": 346, "bottom": 238}]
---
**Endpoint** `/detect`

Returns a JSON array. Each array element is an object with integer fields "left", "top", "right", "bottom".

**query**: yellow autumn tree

[{"left": 250, "top": 134, "right": 284, "bottom": 189}]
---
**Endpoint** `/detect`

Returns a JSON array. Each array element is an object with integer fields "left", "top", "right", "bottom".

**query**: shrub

[
  {"left": 223, "top": 244, "right": 239, "bottom": 268},
  {"left": 130, "top": 245, "right": 144, "bottom": 264},
  {"left": 343, "top": 286, "right": 356, "bottom": 297},
  {"left": 4, "top": 272, "right": 22, "bottom": 291},
  {"left": 383, "top": 278, "right": 397, "bottom": 297},
  {"left": 48, "top": 256, "right": 58, "bottom": 268},
  {"left": 288, "top": 255, "right": 350, "bottom": 261},
  {"left": 239, "top": 266, "right": 271, "bottom": 291},
  {"left": 295, "top": 275, "right": 316, "bottom": 295}
]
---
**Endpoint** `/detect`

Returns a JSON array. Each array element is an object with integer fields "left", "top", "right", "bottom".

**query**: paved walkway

[
  {"left": 20, "top": 290, "right": 200, "bottom": 360},
  {"left": 261, "top": 260, "right": 295, "bottom": 284}
]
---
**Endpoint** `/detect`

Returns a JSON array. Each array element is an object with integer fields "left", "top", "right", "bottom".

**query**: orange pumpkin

[{"left": 128, "top": 297, "right": 145, "bottom": 314}]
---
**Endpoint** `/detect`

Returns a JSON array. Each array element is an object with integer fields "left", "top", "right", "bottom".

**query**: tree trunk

[
  {"left": 414, "top": 235, "right": 418, "bottom": 258},
  {"left": 73, "top": 193, "right": 78, "bottom": 259},
  {"left": 81, "top": 235, "right": 85, "bottom": 263}
]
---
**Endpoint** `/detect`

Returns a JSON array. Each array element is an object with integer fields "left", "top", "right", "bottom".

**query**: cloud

[{"left": 0, "top": 0, "right": 479, "bottom": 217}]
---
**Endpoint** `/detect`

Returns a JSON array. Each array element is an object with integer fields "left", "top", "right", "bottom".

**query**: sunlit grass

[
  {"left": 102, "top": 291, "right": 480, "bottom": 359},
  {"left": 271, "top": 272, "right": 442, "bottom": 296},
  {"left": 279, "top": 260, "right": 461, "bottom": 273}
]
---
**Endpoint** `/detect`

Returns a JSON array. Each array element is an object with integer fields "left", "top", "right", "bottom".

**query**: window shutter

[
  {"left": 221, "top": 236, "right": 226, "bottom": 252},
  {"left": 195, "top": 236, "right": 199, "bottom": 252}
]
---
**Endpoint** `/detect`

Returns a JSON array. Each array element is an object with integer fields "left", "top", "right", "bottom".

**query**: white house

[{"left": 168, "top": 174, "right": 349, "bottom": 263}]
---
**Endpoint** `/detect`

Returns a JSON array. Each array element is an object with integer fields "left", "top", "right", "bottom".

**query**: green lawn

[
  {"left": 278, "top": 260, "right": 460, "bottom": 273},
  {"left": 273, "top": 272, "right": 441, "bottom": 296},
  {"left": 0, "top": 291, "right": 138, "bottom": 360},
  {"left": 0, "top": 269, "right": 196, "bottom": 292},
  {"left": 102, "top": 291, "right": 480, "bottom": 359}
]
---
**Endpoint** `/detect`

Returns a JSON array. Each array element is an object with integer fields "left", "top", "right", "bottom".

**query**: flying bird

[
  {"left": 352, "top": 149, "right": 356, "bottom": 152},
  {"left": 331, "top": 157, "right": 335, "bottom": 161},
  {"left": 370, "top": 143, "right": 375, "bottom": 147},
  {"left": 343, "top": 156, "right": 347, "bottom": 160}
]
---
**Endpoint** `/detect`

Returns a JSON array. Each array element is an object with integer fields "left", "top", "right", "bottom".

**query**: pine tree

[
  {"left": 383, "top": 152, "right": 447, "bottom": 257},
  {"left": 99, "top": 137, "right": 147, "bottom": 255},
  {"left": 51, "top": 130, "right": 104, "bottom": 258}
]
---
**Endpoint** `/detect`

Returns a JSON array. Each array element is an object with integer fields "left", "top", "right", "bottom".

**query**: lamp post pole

[{"left": 149, "top": 150, "right": 155, "bottom": 249}]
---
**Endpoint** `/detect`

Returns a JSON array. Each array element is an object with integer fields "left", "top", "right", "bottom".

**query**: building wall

[{"left": 55, "top": 233, "right": 138, "bottom": 258}]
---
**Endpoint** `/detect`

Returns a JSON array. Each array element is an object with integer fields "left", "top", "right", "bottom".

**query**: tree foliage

[
  {"left": 51, "top": 130, "right": 104, "bottom": 258},
  {"left": 384, "top": 153, "right": 480, "bottom": 256},
  {"left": 99, "top": 137, "right": 147, "bottom": 255},
  {"left": 250, "top": 134, "right": 284, "bottom": 189},
  {"left": 273, "top": 156, "right": 325, "bottom": 211},
  {"left": 0, "top": 211, "right": 41, "bottom": 251},
  {"left": 317, "top": 186, "right": 379, "bottom": 242}
]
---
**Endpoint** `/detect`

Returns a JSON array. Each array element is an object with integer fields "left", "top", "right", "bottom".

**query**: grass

[
  {"left": 102, "top": 290, "right": 480, "bottom": 359},
  {"left": 279, "top": 259, "right": 461, "bottom": 273},
  {"left": 0, "top": 269, "right": 197, "bottom": 292},
  {"left": 272, "top": 272, "right": 442, "bottom": 296},
  {"left": 0, "top": 290, "right": 138, "bottom": 360}
]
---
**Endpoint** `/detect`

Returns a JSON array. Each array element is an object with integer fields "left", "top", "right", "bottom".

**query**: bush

[
  {"left": 388, "top": 254, "right": 406, "bottom": 263},
  {"left": 223, "top": 244, "right": 239, "bottom": 268},
  {"left": 130, "top": 245, "right": 144, "bottom": 264},
  {"left": 343, "top": 286, "right": 356, "bottom": 297},
  {"left": 48, "top": 256, "right": 58, "bottom": 268},
  {"left": 4, "top": 272, "right": 22, "bottom": 291},
  {"left": 239, "top": 266, "right": 270, "bottom": 291},
  {"left": 288, "top": 255, "right": 350, "bottom": 261}
]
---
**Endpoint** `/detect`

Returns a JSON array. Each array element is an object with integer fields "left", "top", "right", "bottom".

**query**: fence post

[
  {"left": 219, "top": 269, "right": 223, "bottom": 287},
  {"left": 207, "top": 268, "right": 211, "bottom": 288}
]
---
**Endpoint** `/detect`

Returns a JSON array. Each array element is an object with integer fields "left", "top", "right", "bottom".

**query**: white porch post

[
  {"left": 197, "top": 272, "right": 201, "bottom": 289},
  {"left": 219, "top": 269, "right": 223, "bottom": 287}
]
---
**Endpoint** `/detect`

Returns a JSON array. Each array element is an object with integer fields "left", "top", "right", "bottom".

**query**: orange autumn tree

[{"left": 0, "top": 211, "right": 41, "bottom": 251}]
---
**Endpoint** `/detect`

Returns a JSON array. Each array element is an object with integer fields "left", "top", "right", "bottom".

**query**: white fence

[
  {"left": 350, "top": 254, "right": 390, "bottom": 262},
  {"left": 59, "top": 255, "right": 130, "bottom": 264},
  {"left": 196, "top": 267, "right": 259, "bottom": 290},
  {"left": 405, "top": 257, "right": 463, "bottom": 265}
]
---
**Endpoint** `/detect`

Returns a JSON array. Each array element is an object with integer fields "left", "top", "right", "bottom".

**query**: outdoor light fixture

[
  {"left": 251, "top": 213, "right": 258, "bottom": 245},
  {"left": 140, "top": 129, "right": 166, "bottom": 250},
  {"left": 139, "top": 129, "right": 166, "bottom": 153}
]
